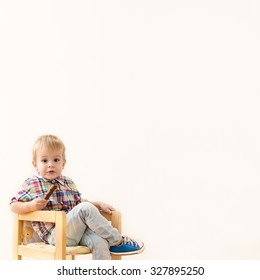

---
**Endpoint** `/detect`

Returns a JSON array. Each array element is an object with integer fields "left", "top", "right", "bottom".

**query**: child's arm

[
  {"left": 10, "top": 198, "right": 48, "bottom": 214},
  {"left": 89, "top": 201, "right": 116, "bottom": 215}
]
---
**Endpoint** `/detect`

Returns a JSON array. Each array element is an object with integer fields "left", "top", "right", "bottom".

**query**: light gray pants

[{"left": 46, "top": 202, "right": 122, "bottom": 259}]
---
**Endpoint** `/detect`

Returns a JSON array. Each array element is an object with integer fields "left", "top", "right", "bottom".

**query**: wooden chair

[{"left": 13, "top": 210, "right": 122, "bottom": 260}]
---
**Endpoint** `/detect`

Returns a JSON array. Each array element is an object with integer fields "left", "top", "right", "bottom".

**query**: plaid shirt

[{"left": 10, "top": 175, "right": 83, "bottom": 242}]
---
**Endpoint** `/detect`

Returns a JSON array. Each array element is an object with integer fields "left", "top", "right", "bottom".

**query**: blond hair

[{"left": 32, "top": 135, "right": 66, "bottom": 161}]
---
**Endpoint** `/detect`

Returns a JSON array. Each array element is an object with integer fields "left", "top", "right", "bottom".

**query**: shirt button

[{"left": 51, "top": 180, "right": 56, "bottom": 184}]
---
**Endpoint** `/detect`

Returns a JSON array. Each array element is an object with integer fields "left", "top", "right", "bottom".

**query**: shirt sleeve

[
  {"left": 10, "top": 179, "right": 33, "bottom": 204},
  {"left": 71, "top": 180, "right": 88, "bottom": 204},
  {"left": 63, "top": 176, "right": 86, "bottom": 206}
]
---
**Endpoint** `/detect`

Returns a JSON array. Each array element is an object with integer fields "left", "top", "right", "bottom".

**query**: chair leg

[{"left": 111, "top": 255, "right": 121, "bottom": 260}]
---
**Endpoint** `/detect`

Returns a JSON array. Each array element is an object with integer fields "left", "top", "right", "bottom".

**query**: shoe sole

[{"left": 110, "top": 245, "right": 145, "bottom": 256}]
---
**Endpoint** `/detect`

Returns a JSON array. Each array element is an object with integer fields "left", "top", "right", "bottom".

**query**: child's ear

[
  {"left": 32, "top": 160, "right": 37, "bottom": 169},
  {"left": 62, "top": 159, "right": 66, "bottom": 168}
]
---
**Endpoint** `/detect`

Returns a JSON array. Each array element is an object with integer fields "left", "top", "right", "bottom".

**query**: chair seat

[{"left": 25, "top": 242, "right": 91, "bottom": 255}]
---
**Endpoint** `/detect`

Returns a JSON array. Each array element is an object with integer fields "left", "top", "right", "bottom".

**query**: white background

[{"left": 0, "top": 0, "right": 260, "bottom": 260}]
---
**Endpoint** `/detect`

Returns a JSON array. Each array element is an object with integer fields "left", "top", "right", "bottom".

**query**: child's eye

[
  {"left": 41, "top": 159, "right": 48, "bottom": 163},
  {"left": 54, "top": 158, "right": 60, "bottom": 162}
]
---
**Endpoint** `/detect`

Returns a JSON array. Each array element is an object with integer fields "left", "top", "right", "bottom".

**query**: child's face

[{"left": 32, "top": 147, "right": 66, "bottom": 180}]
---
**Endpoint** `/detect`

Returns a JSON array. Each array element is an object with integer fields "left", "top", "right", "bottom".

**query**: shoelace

[{"left": 122, "top": 236, "right": 138, "bottom": 247}]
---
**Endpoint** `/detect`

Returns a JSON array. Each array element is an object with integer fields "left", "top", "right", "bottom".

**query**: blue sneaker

[{"left": 110, "top": 236, "right": 144, "bottom": 255}]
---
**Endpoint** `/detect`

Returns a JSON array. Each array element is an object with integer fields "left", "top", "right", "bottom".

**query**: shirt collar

[{"left": 35, "top": 174, "right": 65, "bottom": 186}]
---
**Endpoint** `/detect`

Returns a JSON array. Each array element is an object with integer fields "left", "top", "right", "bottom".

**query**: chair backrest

[{"left": 13, "top": 210, "right": 122, "bottom": 260}]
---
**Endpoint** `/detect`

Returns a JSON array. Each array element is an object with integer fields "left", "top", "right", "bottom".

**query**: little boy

[{"left": 10, "top": 134, "right": 144, "bottom": 260}]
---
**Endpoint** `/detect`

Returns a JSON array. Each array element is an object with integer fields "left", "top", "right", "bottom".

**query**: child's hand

[
  {"left": 94, "top": 201, "right": 116, "bottom": 214},
  {"left": 30, "top": 198, "right": 48, "bottom": 211},
  {"left": 100, "top": 202, "right": 116, "bottom": 214},
  {"left": 90, "top": 200, "right": 116, "bottom": 214}
]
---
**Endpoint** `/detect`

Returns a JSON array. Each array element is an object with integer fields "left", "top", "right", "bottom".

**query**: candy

[{"left": 44, "top": 185, "right": 57, "bottom": 200}]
